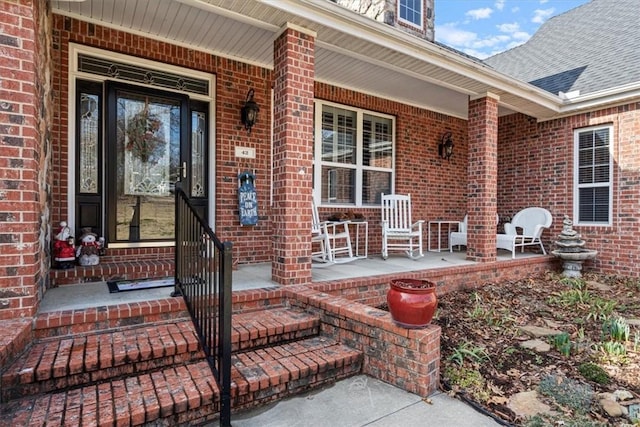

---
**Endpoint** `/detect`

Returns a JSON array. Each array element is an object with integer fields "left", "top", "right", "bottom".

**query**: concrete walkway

[{"left": 228, "top": 375, "right": 503, "bottom": 427}]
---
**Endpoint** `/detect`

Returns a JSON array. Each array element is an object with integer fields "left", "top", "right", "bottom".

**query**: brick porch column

[
  {"left": 0, "top": 0, "right": 51, "bottom": 319},
  {"left": 271, "top": 24, "right": 316, "bottom": 285},
  {"left": 466, "top": 94, "right": 499, "bottom": 262}
]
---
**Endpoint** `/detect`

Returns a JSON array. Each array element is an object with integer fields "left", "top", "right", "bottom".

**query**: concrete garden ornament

[{"left": 551, "top": 215, "right": 597, "bottom": 278}]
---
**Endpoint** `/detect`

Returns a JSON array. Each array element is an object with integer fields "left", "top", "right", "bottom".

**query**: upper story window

[
  {"left": 573, "top": 125, "right": 612, "bottom": 226},
  {"left": 314, "top": 101, "right": 395, "bottom": 206},
  {"left": 398, "top": 0, "right": 423, "bottom": 28}
]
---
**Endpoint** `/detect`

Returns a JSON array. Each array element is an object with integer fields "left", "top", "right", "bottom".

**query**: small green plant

[
  {"left": 598, "top": 340, "right": 627, "bottom": 357},
  {"left": 524, "top": 414, "right": 607, "bottom": 427},
  {"left": 443, "top": 365, "right": 491, "bottom": 403},
  {"left": 538, "top": 373, "right": 594, "bottom": 413},
  {"left": 558, "top": 276, "right": 587, "bottom": 290},
  {"left": 602, "top": 317, "right": 630, "bottom": 342},
  {"left": 447, "top": 341, "right": 490, "bottom": 366},
  {"left": 634, "top": 333, "right": 640, "bottom": 352},
  {"left": 551, "top": 332, "right": 572, "bottom": 357},
  {"left": 585, "top": 298, "right": 617, "bottom": 321},
  {"left": 548, "top": 288, "right": 593, "bottom": 307},
  {"left": 578, "top": 362, "right": 610, "bottom": 385}
]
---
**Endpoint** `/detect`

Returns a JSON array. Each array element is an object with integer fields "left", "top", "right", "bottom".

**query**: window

[
  {"left": 314, "top": 101, "right": 394, "bottom": 206},
  {"left": 398, "top": 0, "right": 422, "bottom": 28},
  {"left": 574, "top": 125, "right": 612, "bottom": 225}
]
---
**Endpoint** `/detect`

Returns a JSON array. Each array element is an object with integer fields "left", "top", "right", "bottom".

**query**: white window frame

[
  {"left": 398, "top": 0, "right": 423, "bottom": 29},
  {"left": 313, "top": 100, "right": 395, "bottom": 208},
  {"left": 573, "top": 124, "right": 613, "bottom": 226}
]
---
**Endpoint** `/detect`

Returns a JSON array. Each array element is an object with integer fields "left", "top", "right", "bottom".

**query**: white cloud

[
  {"left": 511, "top": 6, "right": 520, "bottom": 13},
  {"left": 495, "top": 0, "right": 505, "bottom": 11},
  {"left": 466, "top": 7, "right": 493, "bottom": 20},
  {"left": 539, "top": 0, "right": 549, "bottom": 3},
  {"left": 497, "top": 22, "right": 520, "bottom": 33},
  {"left": 436, "top": 23, "right": 478, "bottom": 46},
  {"left": 532, "top": 7, "right": 555, "bottom": 24},
  {"left": 512, "top": 31, "right": 531, "bottom": 41}
]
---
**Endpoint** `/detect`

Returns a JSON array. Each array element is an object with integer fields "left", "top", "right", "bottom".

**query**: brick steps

[
  {"left": 1, "top": 320, "right": 202, "bottom": 402},
  {"left": 0, "top": 305, "right": 363, "bottom": 425}
]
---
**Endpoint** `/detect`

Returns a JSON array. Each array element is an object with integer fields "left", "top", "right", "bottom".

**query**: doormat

[{"left": 107, "top": 277, "right": 174, "bottom": 293}]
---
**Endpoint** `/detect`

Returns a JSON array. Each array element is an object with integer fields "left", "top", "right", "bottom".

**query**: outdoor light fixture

[
  {"left": 241, "top": 88, "right": 259, "bottom": 133},
  {"left": 438, "top": 131, "right": 454, "bottom": 161}
]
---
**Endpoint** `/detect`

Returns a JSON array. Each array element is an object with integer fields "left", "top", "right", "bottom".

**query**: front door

[{"left": 74, "top": 80, "right": 209, "bottom": 244}]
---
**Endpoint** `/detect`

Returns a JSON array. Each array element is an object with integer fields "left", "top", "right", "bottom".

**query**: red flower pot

[{"left": 387, "top": 278, "right": 438, "bottom": 328}]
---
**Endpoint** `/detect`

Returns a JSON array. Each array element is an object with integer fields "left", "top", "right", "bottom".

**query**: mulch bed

[{"left": 432, "top": 271, "right": 640, "bottom": 426}]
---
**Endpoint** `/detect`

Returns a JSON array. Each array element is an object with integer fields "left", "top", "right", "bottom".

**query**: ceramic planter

[{"left": 387, "top": 278, "right": 437, "bottom": 328}]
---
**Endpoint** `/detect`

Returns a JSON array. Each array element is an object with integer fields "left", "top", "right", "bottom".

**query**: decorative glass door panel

[{"left": 113, "top": 89, "right": 182, "bottom": 241}]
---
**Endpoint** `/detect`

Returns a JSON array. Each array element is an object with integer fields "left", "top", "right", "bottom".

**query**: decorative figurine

[
  {"left": 76, "top": 228, "right": 103, "bottom": 266},
  {"left": 53, "top": 221, "right": 76, "bottom": 269}
]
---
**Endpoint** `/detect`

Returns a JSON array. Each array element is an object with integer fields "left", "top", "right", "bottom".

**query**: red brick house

[
  {"left": 2, "top": 0, "right": 639, "bottom": 423},
  {"left": 2, "top": 0, "right": 639, "bottom": 318}
]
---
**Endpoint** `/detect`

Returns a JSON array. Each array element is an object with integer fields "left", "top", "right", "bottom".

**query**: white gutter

[{"left": 559, "top": 82, "right": 640, "bottom": 115}]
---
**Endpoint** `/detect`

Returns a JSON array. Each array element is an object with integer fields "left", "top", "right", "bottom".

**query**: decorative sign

[{"left": 238, "top": 171, "right": 258, "bottom": 226}]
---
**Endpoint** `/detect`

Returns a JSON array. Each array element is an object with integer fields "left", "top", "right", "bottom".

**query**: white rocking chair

[
  {"left": 311, "top": 197, "right": 354, "bottom": 265},
  {"left": 381, "top": 193, "right": 425, "bottom": 260},
  {"left": 496, "top": 207, "right": 552, "bottom": 258}
]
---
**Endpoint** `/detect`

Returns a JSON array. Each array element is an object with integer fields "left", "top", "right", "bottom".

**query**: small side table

[
  {"left": 428, "top": 220, "right": 460, "bottom": 252},
  {"left": 347, "top": 220, "right": 368, "bottom": 259}
]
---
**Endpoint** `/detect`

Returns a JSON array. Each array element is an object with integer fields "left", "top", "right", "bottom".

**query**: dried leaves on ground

[{"left": 433, "top": 272, "right": 640, "bottom": 427}]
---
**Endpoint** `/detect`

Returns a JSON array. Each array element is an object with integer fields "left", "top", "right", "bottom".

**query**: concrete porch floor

[{"left": 39, "top": 249, "right": 541, "bottom": 313}]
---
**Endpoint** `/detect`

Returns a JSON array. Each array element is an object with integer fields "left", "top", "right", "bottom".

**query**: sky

[{"left": 434, "top": 0, "right": 590, "bottom": 59}]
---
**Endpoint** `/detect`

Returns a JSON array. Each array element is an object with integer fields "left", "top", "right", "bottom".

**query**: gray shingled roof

[{"left": 483, "top": 0, "right": 640, "bottom": 97}]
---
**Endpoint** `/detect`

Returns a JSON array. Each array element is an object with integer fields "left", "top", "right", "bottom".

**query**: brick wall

[
  {"left": 0, "top": 0, "right": 51, "bottom": 320},
  {"left": 52, "top": 16, "right": 275, "bottom": 267},
  {"left": 314, "top": 84, "right": 468, "bottom": 253},
  {"left": 498, "top": 103, "right": 640, "bottom": 276}
]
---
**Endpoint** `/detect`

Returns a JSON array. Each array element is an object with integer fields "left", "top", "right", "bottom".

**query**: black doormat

[{"left": 107, "top": 277, "right": 174, "bottom": 293}]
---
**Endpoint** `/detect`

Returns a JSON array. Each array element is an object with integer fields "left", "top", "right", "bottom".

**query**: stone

[
  {"left": 519, "top": 325, "right": 562, "bottom": 338},
  {"left": 520, "top": 339, "right": 551, "bottom": 352},
  {"left": 599, "top": 398, "right": 624, "bottom": 417},
  {"left": 508, "top": 390, "right": 552, "bottom": 418},
  {"left": 627, "top": 318, "right": 640, "bottom": 327},
  {"left": 614, "top": 389, "right": 634, "bottom": 401},
  {"left": 586, "top": 280, "right": 612, "bottom": 292}
]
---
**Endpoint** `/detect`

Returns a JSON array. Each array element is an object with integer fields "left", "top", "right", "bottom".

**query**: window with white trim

[
  {"left": 314, "top": 101, "right": 395, "bottom": 206},
  {"left": 574, "top": 125, "right": 612, "bottom": 225},
  {"left": 398, "top": 0, "right": 422, "bottom": 28}
]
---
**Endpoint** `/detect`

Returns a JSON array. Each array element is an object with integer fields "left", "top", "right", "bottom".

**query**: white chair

[
  {"left": 311, "top": 197, "right": 354, "bottom": 264},
  {"left": 381, "top": 193, "right": 425, "bottom": 260},
  {"left": 449, "top": 213, "right": 499, "bottom": 252},
  {"left": 496, "top": 207, "right": 552, "bottom": 258}
]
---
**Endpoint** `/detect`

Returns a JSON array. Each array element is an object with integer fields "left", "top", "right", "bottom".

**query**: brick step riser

[
  {"left": 231, "top": 358, "right": 363, "bottom": 411},
  {"left": 2, "top": 350, "right": 205, "bottom": 402}
]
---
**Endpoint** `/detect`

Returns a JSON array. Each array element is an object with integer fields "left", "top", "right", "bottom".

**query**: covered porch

[{"left": 40, "top": 251, "right": 556, "bottom": 313}]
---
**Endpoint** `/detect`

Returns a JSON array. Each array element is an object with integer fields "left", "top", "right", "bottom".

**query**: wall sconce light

[
  {"left": 438, "top": 131, "right": 454, "bottom": 161},
  {"left": 241, "top": 88, "right": 260, "bottom": 133}
]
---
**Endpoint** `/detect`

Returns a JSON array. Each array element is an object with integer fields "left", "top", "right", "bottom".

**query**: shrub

[
  {"left": 538, "top": 374, "right": 594, "bottom": 413},
  {"left": 578, "top": 362, "right": 610, "bottom": 385}
]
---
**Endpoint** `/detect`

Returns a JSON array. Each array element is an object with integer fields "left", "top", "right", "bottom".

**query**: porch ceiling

[{"left": 52, "top": 0, "right": 564, "bottom": 120}]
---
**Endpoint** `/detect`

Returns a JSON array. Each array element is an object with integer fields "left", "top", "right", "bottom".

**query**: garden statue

[
  {"left": 551, "top": 215, "right": 597, "bottom": 278},
  {"left": 53, "top": 221, "right": 76, "bottom": 269},
  {"left": 76, "top": 228, "right": 104, "bottom": 266}
]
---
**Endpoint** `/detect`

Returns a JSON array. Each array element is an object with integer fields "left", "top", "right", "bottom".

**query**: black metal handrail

[{"left": 174, "top": 186, "right": 232, "bottom": 427}]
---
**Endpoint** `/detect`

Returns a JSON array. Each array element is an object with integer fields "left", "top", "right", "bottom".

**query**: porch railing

[{"left": 173, "top": 186, "right": 232, "bottom": 427}]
